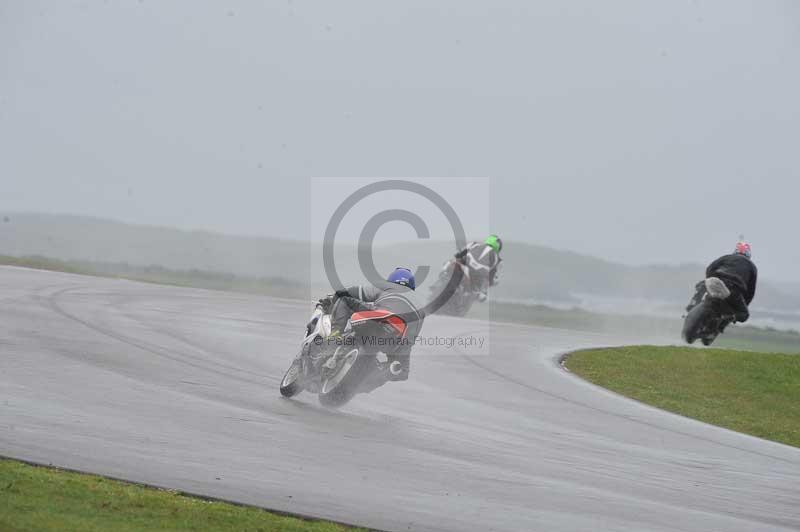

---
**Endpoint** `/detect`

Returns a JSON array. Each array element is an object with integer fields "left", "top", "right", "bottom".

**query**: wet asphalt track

[{"left": 1, "top": 266, "right": 798, "bottom": 531}]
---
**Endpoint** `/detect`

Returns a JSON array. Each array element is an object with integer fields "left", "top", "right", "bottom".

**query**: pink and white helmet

[{"left": 734, "top": 240, "right": 752, "bottom": 259}]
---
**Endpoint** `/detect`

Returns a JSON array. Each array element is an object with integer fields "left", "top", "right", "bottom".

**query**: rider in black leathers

[{"left": 686, "top": 240, "right": 757, "bottom": 329}]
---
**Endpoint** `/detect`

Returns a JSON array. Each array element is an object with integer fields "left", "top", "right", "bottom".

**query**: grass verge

[
  {"left": 0, "top": 458, "right": 364, "bottom": 532},
  {"left": 565, "top": 346, "right": 800, "bottom": 448}
]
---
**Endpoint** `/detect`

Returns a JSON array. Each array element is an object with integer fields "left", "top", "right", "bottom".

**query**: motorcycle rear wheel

[{"left": 318, "top": 348, "right": 368, "bottom": 408}]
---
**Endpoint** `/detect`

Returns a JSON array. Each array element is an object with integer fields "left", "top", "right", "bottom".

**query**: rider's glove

[
  {"left": 352, "top": 300, "right": 375, "bottom": 312},
  {"left": 317, "top": 296, "right": 333, "bottom": 311}
]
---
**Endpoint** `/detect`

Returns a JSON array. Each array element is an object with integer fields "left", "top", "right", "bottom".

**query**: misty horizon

[
  {"left": 3, "top": 5, "right": 800, "bottom": 531},
  {"left": 0, "top": 208, "right": 769, "bottom": 273},
  {"left": 3, "top": 1, "right": 799, "bottom": 283}
]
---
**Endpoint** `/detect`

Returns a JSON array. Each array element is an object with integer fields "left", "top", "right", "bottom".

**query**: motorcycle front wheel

[{"left": 279, "top": 358, "right": 303, "bottom": 398}]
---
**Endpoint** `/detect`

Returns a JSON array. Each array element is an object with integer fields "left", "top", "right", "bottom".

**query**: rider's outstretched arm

[{"left": 335, "top": 285, "right": 383, "bottom": 303}]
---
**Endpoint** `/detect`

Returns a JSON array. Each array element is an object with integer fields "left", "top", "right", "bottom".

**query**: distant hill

[
  {"left": 1, "top": 212, "right": 798, "bottom": 315},
  {"left": 0, "top": 212, "right": 311, "bottom": 282}
]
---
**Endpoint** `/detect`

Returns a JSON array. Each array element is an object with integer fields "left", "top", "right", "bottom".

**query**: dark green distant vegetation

[
  {"left": 0, "top": 254, "right": 307, "bottom": 300},
  {"left": 3, "top": 253, "right": 799, "bottom": 354},
  {"left": 3, "top": 212, "right": 800, "bottom": 311}
]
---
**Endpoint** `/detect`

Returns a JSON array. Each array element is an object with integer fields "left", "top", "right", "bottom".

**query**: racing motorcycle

[
  {"left": 682, "top": 277, "right": 736, "bottom": 346},
  {"left": 279, "top": 298, "right": 408, "bottom": 407},
  {"left": 428, "top": 255, "right": 486, "bottom": 317}
]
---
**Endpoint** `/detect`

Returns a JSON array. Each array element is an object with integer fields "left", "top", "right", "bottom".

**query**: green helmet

[{"left": 485, "top": 234, "right": 502, "bottom": 253}]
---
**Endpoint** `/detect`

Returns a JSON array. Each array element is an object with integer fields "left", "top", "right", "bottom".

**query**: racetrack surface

[{"left": 1, "top": 266, "right": 798, "bottom": 531}]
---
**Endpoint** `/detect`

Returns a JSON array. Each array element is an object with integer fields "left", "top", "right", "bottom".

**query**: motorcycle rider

[
  {"left": 686, "top": 240, "right": 757, "bottom": 334},
  {"left": 453, "top": 235, "right": 503, "bottom": 302},
  {"left": 322, "top": 267, "right": 424, "bottom": 383}
]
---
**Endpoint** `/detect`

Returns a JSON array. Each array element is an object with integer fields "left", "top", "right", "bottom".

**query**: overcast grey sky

[{"left": 2, "top": 1, "right": 798, "bottom": 281}]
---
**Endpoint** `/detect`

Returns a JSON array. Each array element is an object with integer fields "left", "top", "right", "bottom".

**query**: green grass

[
  {"left": 0, "top": 459, "right": 363, "bottom": 532},
  {"left": 566, "top": 346, "right": 800, "bottom": 447}
]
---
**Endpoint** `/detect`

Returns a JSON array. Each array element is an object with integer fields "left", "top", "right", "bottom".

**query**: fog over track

[{"left": 1, "top": 267, "right": 798, "bottom": 531}]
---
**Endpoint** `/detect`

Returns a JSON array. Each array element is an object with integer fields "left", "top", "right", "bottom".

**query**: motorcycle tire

[
  {"left": 682, "top": 300, "right": 712, "bottom": 345},
  {"left": 279, "top": 358, "right": 303, "bottom": 398},
  {"left": 318, "top": 348, "right": 370, "bottom": 408}
]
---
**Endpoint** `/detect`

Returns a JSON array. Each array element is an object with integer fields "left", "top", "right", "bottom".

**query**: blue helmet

[{"left": 387, "top": 267, "right": 415, "bottom": 290}]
